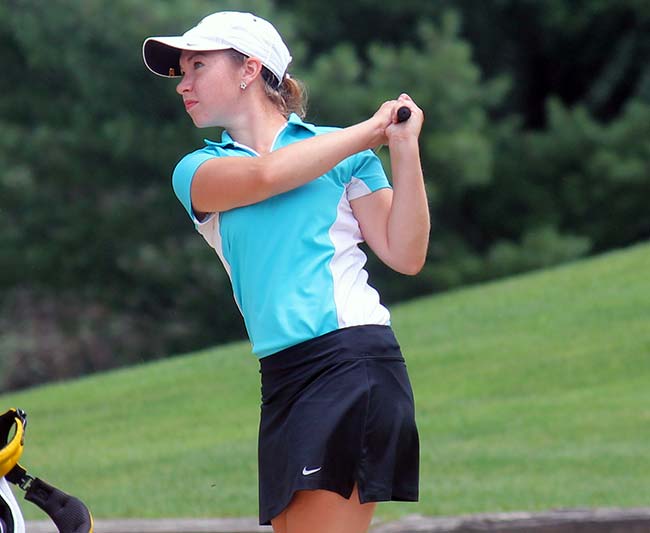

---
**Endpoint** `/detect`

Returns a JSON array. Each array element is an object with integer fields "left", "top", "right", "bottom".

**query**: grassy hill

[{"left": 2, "top": 242, "right": 649, "bottom": 521}]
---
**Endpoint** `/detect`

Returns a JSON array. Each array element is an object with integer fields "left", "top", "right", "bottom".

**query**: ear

[{"left": 241, "top": 56, "right": 264, "bottom": 86}]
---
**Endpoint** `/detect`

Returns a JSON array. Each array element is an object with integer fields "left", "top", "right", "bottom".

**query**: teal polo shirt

[{"left": 172, "top": 113, "right": 392, "bottom": 357}]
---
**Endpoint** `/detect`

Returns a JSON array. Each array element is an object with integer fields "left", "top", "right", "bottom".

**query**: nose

[{"left": 176, "top": 74, "right": 191, "bottom": 95}]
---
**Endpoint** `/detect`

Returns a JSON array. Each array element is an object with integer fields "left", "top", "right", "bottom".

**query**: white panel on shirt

[
  {"left": 328, "top": 180, "right": 391, "bottom": 328},
  {"left": 196, "top": 214, "right": 232, "bottom": 278}
]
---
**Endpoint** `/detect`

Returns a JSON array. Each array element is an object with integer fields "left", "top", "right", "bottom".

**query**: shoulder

[
  {"left": 173, "top": 147, "right": 214, "bottom": 188},
  {"left": 174, "top": 139, "right": 235, "bottom": 169},
  {"left": 172, "top": 138, "right": 247, "bottom": 182},
  {"left": 171, "top": 143, "right": 226, "bottom": 215}
]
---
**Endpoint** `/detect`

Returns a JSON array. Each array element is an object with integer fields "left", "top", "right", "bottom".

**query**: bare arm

[
  {"left": 351, "top": 95, "right": 430, "bottom": 275},
  {"left": 190, "top": 114, "right": 391, "bottom": 214}
]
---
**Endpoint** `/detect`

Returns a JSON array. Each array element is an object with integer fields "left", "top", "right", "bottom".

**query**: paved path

[
  {"left": 25, "top": 508, "right": 650, "bottom": 532},
  {"left": 26, "top": 518, "right": 268, "bottom": 532}
]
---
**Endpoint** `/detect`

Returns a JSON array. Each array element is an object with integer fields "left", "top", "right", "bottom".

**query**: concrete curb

[
  {"left": 25, "top": 508, "right": 650, "bottom": 533},
  {"left": 371, "top": 509, "right": 650, "bottom": 532},
  {"left": 26, "top": 518, "right": 269, "bottom": 533},
  {"left": 25, "top": 519, "right": 269, "bottom": 533}
]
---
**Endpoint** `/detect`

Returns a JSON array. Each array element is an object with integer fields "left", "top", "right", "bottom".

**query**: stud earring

[{"left": 240, "top": 81, "right": 247, "bottom": 90}]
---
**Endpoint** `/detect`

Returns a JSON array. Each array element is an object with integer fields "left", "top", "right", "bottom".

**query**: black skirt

[{"left": 257, "top": 325, "right": 419, "bottom": 525}]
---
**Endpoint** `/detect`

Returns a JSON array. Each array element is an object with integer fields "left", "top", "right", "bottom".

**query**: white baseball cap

[{"left": 143, "top": 11, "right": 292, "bottom": 84}]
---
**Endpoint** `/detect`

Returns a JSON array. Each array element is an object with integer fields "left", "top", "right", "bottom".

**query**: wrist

[
  {"left": 388, "top": 133, "right": 418, "bottom": 153},
  {"left": 356, "top": 116, "right": 386, "bottom": 150}
]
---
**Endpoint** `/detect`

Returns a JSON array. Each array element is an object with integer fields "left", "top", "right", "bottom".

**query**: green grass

[{"left": 2, "top": 242, "right": 649, "bottom": 521}]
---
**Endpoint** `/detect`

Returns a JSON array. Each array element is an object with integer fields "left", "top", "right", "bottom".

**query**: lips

[{"left": 184, "top": 99, "right": 198, "bottom": 111}]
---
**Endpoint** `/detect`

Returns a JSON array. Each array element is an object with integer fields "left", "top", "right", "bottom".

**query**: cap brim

[{"left": 142, "top": 36, "right": 229, "bottom": 78}]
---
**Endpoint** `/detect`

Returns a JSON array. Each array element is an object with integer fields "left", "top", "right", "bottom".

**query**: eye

[{"left": 193, "top": 60, "right": 204, "bottom": 69}]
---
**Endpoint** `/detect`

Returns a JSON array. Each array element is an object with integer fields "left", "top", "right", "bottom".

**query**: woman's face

[{"left": 176, "top": 50, "right": 241, "bottom": 128}]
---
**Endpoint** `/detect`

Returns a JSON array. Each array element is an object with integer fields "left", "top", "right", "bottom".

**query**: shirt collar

[{"left": 286, "top": 113, "right": 318, "bottom": 134}]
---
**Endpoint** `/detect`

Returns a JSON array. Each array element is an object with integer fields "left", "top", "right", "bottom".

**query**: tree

[
  {"left": 447, "top": 0, "right": 650, "bottom": 125},
  {"left": 0, "top": 0, "right": 260, "bottom": 389},
  {"left": 2, "top": 0, "right": 649, "bottom": 391}
]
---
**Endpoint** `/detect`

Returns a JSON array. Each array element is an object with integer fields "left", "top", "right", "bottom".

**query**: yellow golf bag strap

[
  {"left": 1, "top": 409, "right": 93, "bottom": 533},
  {"left": 0, "top": 409, "right": 25, "bottom": 479}
]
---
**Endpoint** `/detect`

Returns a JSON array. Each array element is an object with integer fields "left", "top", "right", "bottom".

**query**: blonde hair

[{"left": 228, "top": 49, "right": 307, "bottom": 119}]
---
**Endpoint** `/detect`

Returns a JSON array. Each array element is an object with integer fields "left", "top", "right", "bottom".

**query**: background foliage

[{"left": 1, "top": 0, "right": 649, "bottom": 391}]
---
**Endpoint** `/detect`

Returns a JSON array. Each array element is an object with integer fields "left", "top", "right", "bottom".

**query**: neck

[{"left": 226, "top": 93, "right": 288, "bottom": 154}]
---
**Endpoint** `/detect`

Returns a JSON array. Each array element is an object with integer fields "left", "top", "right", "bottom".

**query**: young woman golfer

[{"left": 143, "top": 11, "right": 429, "bottom": 533}]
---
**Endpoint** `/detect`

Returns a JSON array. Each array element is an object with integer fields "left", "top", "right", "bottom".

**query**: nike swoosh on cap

[{"left": 302, "top": 466, "right": 322, "bottom": 476}]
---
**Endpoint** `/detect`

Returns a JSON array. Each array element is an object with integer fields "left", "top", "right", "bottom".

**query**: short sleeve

[
  {"left": 346, "top": 149, "right": 392, "bottom": 200},
  {"left": 172, "top": 150, "right": 216, "bottom": 223}
]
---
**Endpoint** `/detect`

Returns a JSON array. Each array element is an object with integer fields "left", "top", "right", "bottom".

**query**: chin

[{"left": 191, "top": 116, "right": 220, "bottom": 129}]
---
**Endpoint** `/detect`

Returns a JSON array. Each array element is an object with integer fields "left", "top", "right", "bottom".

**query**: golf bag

[{"left": 0, "top": 408, "right": 93, "bottom": 533}]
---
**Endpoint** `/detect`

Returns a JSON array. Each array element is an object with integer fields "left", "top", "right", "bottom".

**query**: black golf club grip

[{"left": 397, "top": 106, "right": 411, "bottom": 123}]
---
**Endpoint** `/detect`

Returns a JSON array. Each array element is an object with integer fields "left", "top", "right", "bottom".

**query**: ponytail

[{"left": 263, "top": 71, "right": 307, "bottom": 119}]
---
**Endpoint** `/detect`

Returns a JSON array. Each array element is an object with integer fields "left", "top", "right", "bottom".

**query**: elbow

[
  {"left": 385, "top": 238, "right": 429, "bottom": 276},
  {"left": 398, "top": 258, "right": 426, "bottom": 276},
  {"left": 398, "top": 238, "right": 429, "bottom": 275},
  {"left": 254, "top": 160, "right": 274, "bottom": 192},
  {"left": 247, "top": 160, "right": 279, "bottom": 203},
  {"left": 393, "top": 252, "right": 427, "bottom": 276},
  {"left": 255, "top": 158, "right": 287, "bottom": 199}
]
